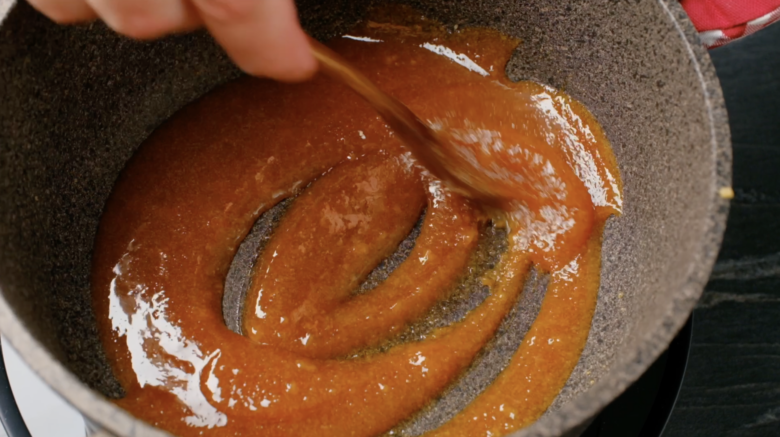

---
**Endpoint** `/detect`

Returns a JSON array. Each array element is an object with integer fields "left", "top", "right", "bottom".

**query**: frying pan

[{"left": 0, "top": 0, "right": 730, "bottom": 436}]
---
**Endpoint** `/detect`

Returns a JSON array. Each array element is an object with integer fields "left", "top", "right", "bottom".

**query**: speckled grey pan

[{"left": 0, "top": 0, "right": 730, "bottom": 436}]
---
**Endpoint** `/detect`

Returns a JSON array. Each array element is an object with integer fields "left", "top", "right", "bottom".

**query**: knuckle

[
  {"left": 235, "top": 58, "right": 269, "bottom": 77},
  {"left": 109, "top": 12, "right": 173, "bottom": 40},
  {"left": 241, "top": 61, "right": 313, "bottom": 82},
  {"left": 194, "top": 0, "right": 254, "bottom": 22}
]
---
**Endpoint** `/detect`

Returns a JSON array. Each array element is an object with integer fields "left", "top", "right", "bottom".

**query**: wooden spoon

[{"left": 309, "top": 38, "right": 488, "bottom": 203}]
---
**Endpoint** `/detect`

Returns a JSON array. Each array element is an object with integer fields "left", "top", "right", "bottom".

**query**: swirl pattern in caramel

[{"left": 92, "top": 9, "right": 621, "bottom": 437}]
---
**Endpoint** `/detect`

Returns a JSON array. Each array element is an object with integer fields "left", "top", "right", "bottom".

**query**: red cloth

[{"left": 681, "top": 0, "right": 780, "bottom": 48}]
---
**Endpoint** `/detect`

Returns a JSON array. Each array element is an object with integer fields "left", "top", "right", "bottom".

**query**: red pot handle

[{"left": 681, "top": 0, "right": 780, "bottom": 48}]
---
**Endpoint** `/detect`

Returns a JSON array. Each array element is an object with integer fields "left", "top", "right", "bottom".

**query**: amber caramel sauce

[{"left": 91, "top": 6, "right": 622, "bottom": 437}]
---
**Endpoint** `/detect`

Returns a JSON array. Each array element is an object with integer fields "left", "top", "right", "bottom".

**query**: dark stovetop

[{"left": 584, "top": 22, "right": 780, "bottom": 437}]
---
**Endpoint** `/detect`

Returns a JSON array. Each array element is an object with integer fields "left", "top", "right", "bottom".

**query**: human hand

[{"left": 27, "top": 0, "right": 317, "bottom": 82}]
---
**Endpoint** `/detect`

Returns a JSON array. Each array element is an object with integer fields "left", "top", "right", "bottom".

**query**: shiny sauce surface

[{"left": 92, "top": 8, "right": 622, "bottom": 437}]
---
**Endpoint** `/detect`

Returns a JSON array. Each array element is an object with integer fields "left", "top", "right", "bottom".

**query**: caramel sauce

[{"left": 92, "top": 7, "right": 622, "bottom": 437}]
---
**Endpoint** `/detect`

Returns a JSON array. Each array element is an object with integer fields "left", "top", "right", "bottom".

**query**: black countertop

[{"left": 662, "top": 22, "right": 780, "bottom": 437}]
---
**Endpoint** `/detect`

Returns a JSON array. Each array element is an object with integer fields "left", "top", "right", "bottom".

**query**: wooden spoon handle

[{"left": 308, "top": 37, "right": 463, "bottom": 190}]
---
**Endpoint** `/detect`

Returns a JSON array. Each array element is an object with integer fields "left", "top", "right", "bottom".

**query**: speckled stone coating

[{"left": 0, "top": 1, "right": 730, "bottom": 437}]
